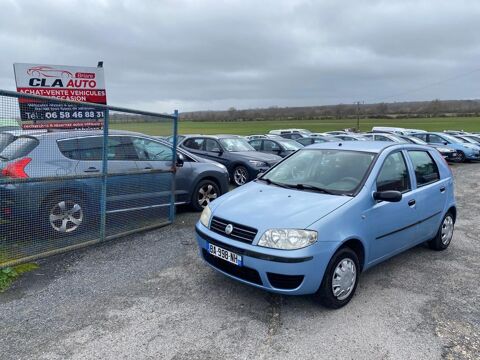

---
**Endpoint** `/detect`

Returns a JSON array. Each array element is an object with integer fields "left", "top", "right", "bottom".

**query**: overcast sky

[{"left": 1, "top": 0, "right": 479, "bottom": 113}]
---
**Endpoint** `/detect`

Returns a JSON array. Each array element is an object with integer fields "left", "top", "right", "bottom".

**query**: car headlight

[
  {"left": 258, "top": 229, "right": 317, "bottom": 250},
  {"left": 199, "top": 205, "right": 212, "bottom": 227},
  {"left": 248, "top": 160, "right": 268, "bottom": 167}
]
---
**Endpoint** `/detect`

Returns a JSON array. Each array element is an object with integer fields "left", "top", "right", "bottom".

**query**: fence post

[
  {"left": 100, "top": 109, "right": 109, "bottom": 240},
  {"left": 169, "top": 109, "right": 179, "bottom": 222}
]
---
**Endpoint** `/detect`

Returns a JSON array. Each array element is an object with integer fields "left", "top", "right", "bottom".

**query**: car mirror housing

[
  {"left": 176, "top": 153, "right": 185, "bottom": 167},
  {"left": 373, "top": 190, "right": 402, "bottom": 202}
]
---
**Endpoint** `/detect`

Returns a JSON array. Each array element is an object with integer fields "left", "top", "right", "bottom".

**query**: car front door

[
  {"left": 406, "top": 150, "right": 446, "bottom": 243},
  {"left": 203, "top": 139, "right": 230, "bottom": 167},
  {"left": 366, "top": 151, "right": 418, "bottom": 262},
  {"left": 263, "top": 140, "right": 282, "bottom": 156},
  {"left": 130, "top": 136, "right": 184, "bottom": 206}
]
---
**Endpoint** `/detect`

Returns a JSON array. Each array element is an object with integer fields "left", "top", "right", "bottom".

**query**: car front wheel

[
  {"left": 191, "top": 179, "right": 220, "bottom": 211},
  {"left": 315, "top": 247, "right": 360, "bottom": 309},
  {"left": 233, "top": 166, "right": 249, "bottom": 186}
]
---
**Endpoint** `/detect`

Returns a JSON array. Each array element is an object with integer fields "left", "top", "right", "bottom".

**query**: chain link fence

[{"left": 0, "top": 89, "right": 178, "bottom": 268}]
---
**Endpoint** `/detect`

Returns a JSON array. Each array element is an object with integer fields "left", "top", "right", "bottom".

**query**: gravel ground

[{"left": 0, "top": 163, "right": 479, "bottom": 360}]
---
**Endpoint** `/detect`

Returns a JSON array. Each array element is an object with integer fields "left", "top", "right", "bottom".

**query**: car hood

[
  {"left": 230, "top": 151, "right": 282, "bottom": 163},
  {"left": 210, "top": 181, "right": 352, "bottom": 230}
]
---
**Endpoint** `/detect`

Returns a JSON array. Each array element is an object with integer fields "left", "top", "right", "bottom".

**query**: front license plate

[{"left": 207, "top": 243, "right": 242, "bottom": 266}]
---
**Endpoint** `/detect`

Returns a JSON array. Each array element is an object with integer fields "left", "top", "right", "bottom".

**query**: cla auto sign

[{"left": 13, "top": 63, "right": 107, "bottom": 129}]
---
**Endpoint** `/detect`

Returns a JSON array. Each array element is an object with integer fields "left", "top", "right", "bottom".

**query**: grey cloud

[{"left": 1, "top": 0, "right": 479, "bottom": 112}]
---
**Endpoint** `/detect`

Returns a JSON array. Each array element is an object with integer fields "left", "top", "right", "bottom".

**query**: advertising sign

[{"left": 13, "top": 63, "right": 107, "bottom": 128}]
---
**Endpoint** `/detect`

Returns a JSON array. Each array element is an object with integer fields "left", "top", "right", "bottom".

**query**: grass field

[{"left": 111, "top": 117, "right": 480, "bottom": 136}]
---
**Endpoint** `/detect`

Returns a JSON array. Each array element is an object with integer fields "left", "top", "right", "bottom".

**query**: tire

[
  {"left": 191, "top": 179, "right": 220, "bottom": 212},
  {"left": 314, "top": 247, "right": 360, "bottom": 309},
  {"left": 457, "top": 151, "right": 466, "bottom": 163},
  {"left": 43, "top": 194, "right": 86, "bottom": 238},
  {"left": 232, "top": 165, "right": 250, "bottom": 186},
  {"left": 428, "top": 212, "right": 454, "bottom": 251}
]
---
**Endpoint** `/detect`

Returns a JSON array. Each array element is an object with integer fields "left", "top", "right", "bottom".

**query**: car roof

[
  {"left": 306, "top": 141, "right": 422, "bottom": 153},
  {"left": 17, "top": 129, "right": 148, "bottom": 140},
  {"left": 182, "top": 134, "right": 242, "bottom": 139}
]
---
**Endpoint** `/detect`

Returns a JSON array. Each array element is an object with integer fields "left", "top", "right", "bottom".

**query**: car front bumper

[{"left": 195, "top": 223, "right": 337, "bottom": 295}]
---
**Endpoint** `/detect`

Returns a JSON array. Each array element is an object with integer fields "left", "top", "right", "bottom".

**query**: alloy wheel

[
  {"left": 233, "top": 167, "right": 248, "bottom": 186},
  {"left": 49, "top": 200, "right": 84, "bottom": 233},
  {"left": 441, "top": 215, "right": 454, "bottom": 245},
  {"left": 198, "top": 183, "right": 218, "bottom": 208}
]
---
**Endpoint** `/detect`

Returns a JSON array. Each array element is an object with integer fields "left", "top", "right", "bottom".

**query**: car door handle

[
  {"left": 440, "top": 186, "right": 446, "bottom": 193},
  {"left": 143, "top": 167, "right": 153, "bottom": 170},
  {"left": 84, "top": 167, "right": 100, "bottom": 173},
  {"left": 408, "top": 199, "right": 416, "bottom": 207}
]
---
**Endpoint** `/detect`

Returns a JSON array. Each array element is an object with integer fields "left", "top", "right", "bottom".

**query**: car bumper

[{"left": 195, "top": 224, "right": 337, "bottom": 295}]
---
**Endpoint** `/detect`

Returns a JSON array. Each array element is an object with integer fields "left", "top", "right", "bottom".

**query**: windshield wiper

[
  {"left": 260, "top": 178, "right": 291, "bottom": 189},
  {"left": 294, "top": 183, "right": 335, "bottom": 195}
]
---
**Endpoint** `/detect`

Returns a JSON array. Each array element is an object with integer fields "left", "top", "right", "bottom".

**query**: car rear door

[
  {"left": 366, "top": 151, "right": 418, "bottom": 262},
  {"left": 406, "top": 150, "right": 446, "bottom": 243},
  {"left": 70, "top": 136, "right": 141, "bottom": 212}
]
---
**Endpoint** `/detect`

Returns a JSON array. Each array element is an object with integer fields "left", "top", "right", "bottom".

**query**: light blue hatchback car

[{"left": 195, "top": 141, "right": 456, "bottom": 308}]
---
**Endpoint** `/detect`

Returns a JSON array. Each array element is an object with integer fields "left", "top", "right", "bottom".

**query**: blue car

[
  {"left": 195, "top": 141, "right": 456, "bottom": 308},
  {"left": 411, "top": 132, "right": 480, "bottom": 162}
]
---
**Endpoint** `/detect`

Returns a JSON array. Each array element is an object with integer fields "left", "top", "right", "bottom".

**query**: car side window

[
  {"left": 58, "top": 136, "right": 137, "bottom": 161},
  {"left": 183, "top": 138, "right": 204, "bottom": 151},
  {"left": 408, "top": 151, "right": 440, "bottom": 186},
  {"left": 376, "top": 135, "right": 391, "bottom": 142},
  {"left": 131, "top": 137, "right": 173, "bottom": 161},
  {"left": 264, "top": 140, "right": 280, "bottom": 151},
  {"left": 413, "top": 134, "right": 427, "bottom": 142},
  {"left": 205, "top": 139, "right": 221, "bottom": 152},
  {"left": 428, "top": 134, "right": 445, "bottom": 144},
  {"left": 376, "top": 152, "right": 411, "bottom": 193},
  {"left": 249, "top": 140, "right": 262, "bottom": 150}
]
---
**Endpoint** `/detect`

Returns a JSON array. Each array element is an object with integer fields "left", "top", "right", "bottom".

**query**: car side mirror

[
  {"left": 443, "top": 141, "right": 448, "bottom": 145},
  {"left": 373, "top": 190, "right": 402, "bottom": 202},
  {"left": 176, "top": 153, "right": 185, "bottom": 167}
]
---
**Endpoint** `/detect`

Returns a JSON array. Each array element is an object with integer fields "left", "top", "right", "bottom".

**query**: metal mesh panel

[{"left": 0, "top": 90, "right": 177, "bottom": 267}]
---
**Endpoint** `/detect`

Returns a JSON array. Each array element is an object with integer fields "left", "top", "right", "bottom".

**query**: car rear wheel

[
  {"left": 43, "top": 195, "right": 86, "bottom": 238},
  {"left": 191, "top": 179, "right": 220, "bottom": 211},
  {"left": 233, "top": 166, "right": 249, "bottom": 186},
  {"left": 428, "top": 212, "right": 454, "bottom": 251},
  {"left": 314, "top": 247, "right": 360, "bottom": 309}
]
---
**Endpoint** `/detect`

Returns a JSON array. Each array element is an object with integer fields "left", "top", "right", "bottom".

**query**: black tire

[
  {"left": 42, "top": 194, "right": 86, "bottom": 238},
  {"left": 232, "top": 165, "right": 250, "bottom": 186},
  {"left": 314, "top": 247, "right": 360, "bottom": 309},
  {"left": 428, "top": 212, "right": 454, "bottom": 251},
  {"left": 457, "top": 151, "right": 466, "bottom": 163},
  {"left": 191, "top": 179, "right": 220, "bottom": 212}
]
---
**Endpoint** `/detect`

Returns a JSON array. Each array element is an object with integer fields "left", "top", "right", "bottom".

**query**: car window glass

[
  {"left": 1, "top": 137, "right": 39, "bottom": 160},
  {"left": 376, "top": 152, "right": 411, "bottom": 192},
  {"left": 376, "top": 135, "right": 391, "bottom": 141},
  {"left": 132, "top": 137, "right": 172, "bottom": 161},
  {"left": 413, "top": 134, "right": 427, "bottom": 142},
  {"left": 0, "top": 133, "right": 15, "bottom": 152},
  {"left": 205, "top": 139, "right": 221, "bottom": 152},
  {"left": 59, "top": 136, "right": 138, "bottom": 161},
  {"left": 249, "top": 140, "right": 262, "bottom": 150},
  {"left": 428, "top": 134, "right": 445, "bottom": 144},
  {"left": 183, "top": 138, "right": 204, "bottom": 150},
  {"left": 264, "top": 140, "right": 280, "bottom": 151},
  {"left": 408, "top": 151, "right": 440, "bottom": 186}
]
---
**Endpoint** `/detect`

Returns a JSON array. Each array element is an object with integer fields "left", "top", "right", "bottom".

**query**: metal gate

[{"left": 0, "top": 89, "right": 178, "bottom": 268}]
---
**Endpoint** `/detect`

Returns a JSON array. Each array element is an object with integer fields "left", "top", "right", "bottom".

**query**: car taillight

[{"left": 1, "top": 158, "right": 31, "bottom": 178}]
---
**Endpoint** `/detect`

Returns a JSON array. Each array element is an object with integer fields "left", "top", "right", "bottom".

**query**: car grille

[
  {"left": 210, "top": 217, "right": 258, "bottom": 244},
  {"left": 202, "top": 249, "right": 262, "bottom": 285},
  {"left": 267, "top": 273, "right": 304, "bottom": 290}
]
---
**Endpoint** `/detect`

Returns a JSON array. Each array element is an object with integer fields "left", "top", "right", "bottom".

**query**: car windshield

[
  {"left": 440, "top": 134, "right": 462, "bottom": 144},
  {"left": 219, "top": 138, "right": 255, "bottom": 152},
  {"left": 261, "top": 149, "right": 376, "bottom": 195},
  {"left": 278, "top": 139, "right": 303, "bottom": 150}
]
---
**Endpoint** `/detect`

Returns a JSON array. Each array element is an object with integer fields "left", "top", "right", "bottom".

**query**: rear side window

[
  {"left": 376, "top": 152, "right": 411, "bottom": 192},
  {"left": 0, "top": 137, "right": 39, "bottom": 160},
  {"left": 58, "top": 136, "right": 138, "bottom": 161},
  {"left": 408, "top": 151, "right": 440, "bottom": 186}
]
